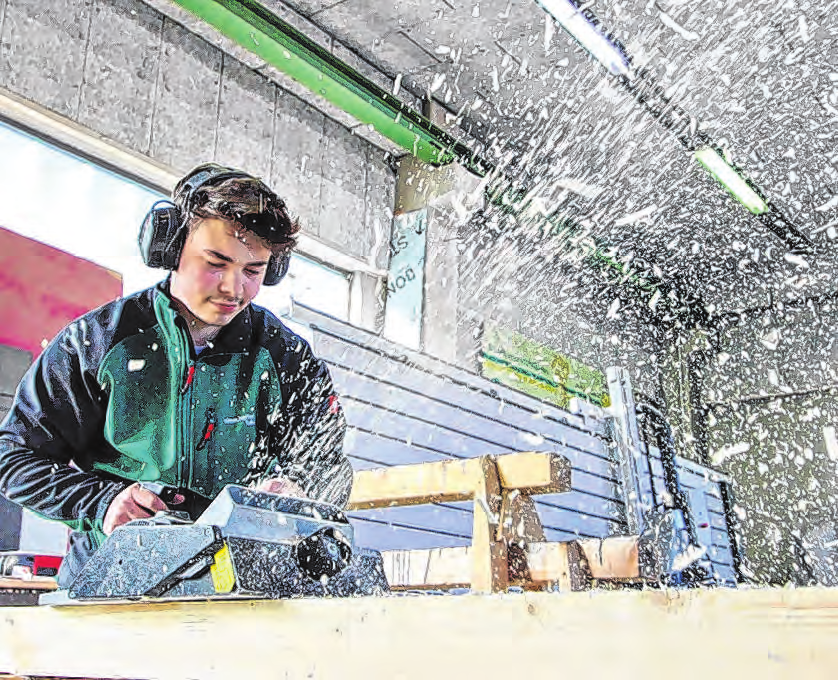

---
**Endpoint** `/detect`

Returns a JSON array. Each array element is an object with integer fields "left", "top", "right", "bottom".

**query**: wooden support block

[
  {"left": 495, "top": 452, "right": 572, "bottom": 495},
  {"left": 521, "top": 542, "right": 591, "bottom": 592},
  {"left": 554, "top": 543, "right": 574, "bottom": 593},
  {"left": 502, "top": 493, "right": 548, "bottom": 591},
  {"left": 577, "top": 536, "right": 641, "bottom": 580},
  {"left": 381, "top": 538, "right": 637, "bottom": 592},
  {"left": 497, "top": 493, "right": 546, "bottom": 543}
]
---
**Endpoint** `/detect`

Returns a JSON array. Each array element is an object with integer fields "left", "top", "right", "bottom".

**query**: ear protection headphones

[{"left": 138, "top": 164, "right": 290, "bottom": 286}]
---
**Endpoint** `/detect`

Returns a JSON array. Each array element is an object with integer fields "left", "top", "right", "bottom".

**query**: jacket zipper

[
  {"left": 196, "top": 408, "right": 216, "bottom": 451},
  {"left": 177, "top": 332, "right": 195, "bottom": 490}
]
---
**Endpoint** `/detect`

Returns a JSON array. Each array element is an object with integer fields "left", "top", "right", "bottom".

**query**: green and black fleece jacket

[{"left": 0, "top": 280, "right": 350, "bottom": 562}]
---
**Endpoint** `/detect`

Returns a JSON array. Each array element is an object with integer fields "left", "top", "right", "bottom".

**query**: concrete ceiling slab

[{"left": 146, "top": 0, "right": 838, "bottom": 315}]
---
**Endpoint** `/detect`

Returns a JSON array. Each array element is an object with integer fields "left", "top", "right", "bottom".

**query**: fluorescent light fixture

[
  {"left": 536, "top": 0, "right": 630, "bottom": 76},
  {"left": 694, "top": 146, "right": 768, "bottom": 215}
]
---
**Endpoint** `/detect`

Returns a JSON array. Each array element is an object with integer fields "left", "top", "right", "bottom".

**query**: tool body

[{"left": 41, "top": 485, "right": 388, "bottom": 604}]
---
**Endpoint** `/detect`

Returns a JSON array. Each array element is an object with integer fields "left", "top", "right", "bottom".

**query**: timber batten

[{"left": 0, "top": 588, "right": 836, "bottom": 679}]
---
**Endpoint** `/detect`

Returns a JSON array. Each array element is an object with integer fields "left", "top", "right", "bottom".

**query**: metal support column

[{"left": 606, "top": 366, "right": 646, "bottom": 535}]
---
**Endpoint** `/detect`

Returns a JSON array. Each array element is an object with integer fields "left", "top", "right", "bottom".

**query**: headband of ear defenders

[{"left": 139, "top": 165, "right": 290, "bottom": 286}]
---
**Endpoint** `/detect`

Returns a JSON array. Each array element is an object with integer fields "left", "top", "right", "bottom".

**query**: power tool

[{"left": 41, "top": 485, "right": 389, "bottom": 604}]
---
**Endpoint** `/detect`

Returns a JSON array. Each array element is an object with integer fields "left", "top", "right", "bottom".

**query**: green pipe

[{"left": 172, "top": 0, "right": 492, "bottom": 176}]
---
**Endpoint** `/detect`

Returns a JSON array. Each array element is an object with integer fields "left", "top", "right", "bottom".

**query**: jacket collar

[{"left": 153, "top": 278, "right": 254, "bottom": 356}]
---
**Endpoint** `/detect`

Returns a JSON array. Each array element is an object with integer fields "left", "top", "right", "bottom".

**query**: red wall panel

[{"left": 0, "top": 227, "right": 123, "bottom": 358}]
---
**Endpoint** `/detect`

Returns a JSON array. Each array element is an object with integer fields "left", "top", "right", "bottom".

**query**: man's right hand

[{"left": 102, "top": 483, "right": 184, "bottom": 535}]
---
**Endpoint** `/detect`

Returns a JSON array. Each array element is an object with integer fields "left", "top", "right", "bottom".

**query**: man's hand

[
  {"left": 255, "top": 477, "right": 306, "bottom": 498},
  {"left": 102, "top": 483, "right": 184, "bottom": 535}
]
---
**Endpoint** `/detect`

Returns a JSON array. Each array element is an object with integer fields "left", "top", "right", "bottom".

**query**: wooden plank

[
  {"left": 4, "top": 588, "right": 838, "bottom": 679},
  {"left": 350, "top": 518, "right": 471, "bottom": 551},
  {"left": 521, "top": 542, "right": 590, "bottom": 591},
  {"left": 348, "top": 451, "right": 439, "bottom": 472},
  {"left": 352, "top": 457, "right": 510, "bottom": 591},
  {"left": 348, "top": 498, "right": 618, "bottom": 550},
  {"left": 348, "top": 452, "right": 571, "bottom": 511},
  {"left": 534, "top": 489, "right": 624, "bottom": 519},
  {"left": 381, "top": 493, "right": 549, "bottom": 591},
  {"left": 345, "top": 431, "right": 455, "bottom": 468},
  {"left": 349, "top": 504, "right": 477, "bottom": 538},
  {"left": 347, "top": 463, "right": 621, "bottom": 546},
  {"left": 300, "top": 312, "right": 605, "bottom": 434},
  {"left": 553, "top": 543, "right": 575, "bottom": 593},
  {"left": 0, "top": 577, "right": 57, "bottom": 592},
  {"left": 345, "top": 423, "right": 619, "bottom": 489},
  {"left": 382, "top": 539, "right": 594, "bottom": 593},
  {"left": 380, "top": 544, "right": 546, "bottom": 592},
  {"left": 341, "top": 400, "right": 510, "bottom": 459},
  {"left": 347, "top": 457, "right": 487, "bottom": 510},
  {"left": 534, "top": 496, "right": 624, "bottom": 535}
]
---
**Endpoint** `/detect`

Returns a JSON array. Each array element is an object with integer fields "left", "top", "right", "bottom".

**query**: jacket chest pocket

[
  {"left": 189, "top": 405, "right": 258, "bottom": 497},
  {"left": 187, "top": 360, "right": 277, "bottom": 498}
]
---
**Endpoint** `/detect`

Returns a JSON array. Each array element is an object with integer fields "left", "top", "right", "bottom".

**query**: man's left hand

[{"left": 255, "top": 477, "right": 306, "bottom": 498}]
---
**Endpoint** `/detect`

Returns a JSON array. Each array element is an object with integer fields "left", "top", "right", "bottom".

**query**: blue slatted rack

[{"left": 289, "top": 303, "right": 736, "bottom": 583}]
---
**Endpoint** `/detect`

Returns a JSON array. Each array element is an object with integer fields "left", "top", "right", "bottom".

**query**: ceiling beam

[{"left": 171, "top": 0, "right": 492, "bottom": 176}]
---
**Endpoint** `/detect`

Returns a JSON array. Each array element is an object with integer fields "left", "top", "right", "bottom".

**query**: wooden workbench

[{"left": 0, "top": 587, "right": 836, "bottom": 679}]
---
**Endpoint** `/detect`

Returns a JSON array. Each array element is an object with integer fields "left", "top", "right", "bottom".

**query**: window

[
  {"left": 0, "top": 121, "right": 350, "bottom": 320},
  {"left": 0, "top": 120, "right": 165, "bottom": 295},
  {"left": 255, "top": 253, "right": 350, "bottom": 322}
]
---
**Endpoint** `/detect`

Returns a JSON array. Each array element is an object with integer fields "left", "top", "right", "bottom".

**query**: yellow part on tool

[{"left": 210, "top": 543, "right": 235, "bottom": 594}]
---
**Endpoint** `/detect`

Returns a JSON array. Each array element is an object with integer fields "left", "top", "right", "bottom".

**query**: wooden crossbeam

[
  {"left": 347, "top": 452, "right": 570, "bottom": 510},
  {"left": 347, "top": 457, "right": 487, "bottom": 510}
]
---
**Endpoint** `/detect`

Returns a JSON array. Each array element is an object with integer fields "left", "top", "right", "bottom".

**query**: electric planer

[{"left": 41, "top": 485, "right": 389, "bottom": 604}]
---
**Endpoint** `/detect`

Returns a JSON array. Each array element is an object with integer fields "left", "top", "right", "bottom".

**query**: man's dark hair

[{"left": 173, "top": 163, "right": 301, "bottom": 256}]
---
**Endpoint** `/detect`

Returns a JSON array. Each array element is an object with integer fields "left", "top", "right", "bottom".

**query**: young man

[{"left": 0, "top": 163, "right": 351, "bottom": 586}]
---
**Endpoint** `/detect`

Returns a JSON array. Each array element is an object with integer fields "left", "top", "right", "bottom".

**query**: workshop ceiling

[{"left": 263, "top": 0, "right": 838, "bottom": 314}]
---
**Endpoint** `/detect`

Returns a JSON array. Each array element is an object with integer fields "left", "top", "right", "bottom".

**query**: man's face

[{"left": 170, "top": 217, "right": 272, "bottom": 331}]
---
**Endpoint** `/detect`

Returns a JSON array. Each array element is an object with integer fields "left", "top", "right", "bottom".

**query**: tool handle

[{"left": 139, "top": 481, "right": 181, "bottom": 505}]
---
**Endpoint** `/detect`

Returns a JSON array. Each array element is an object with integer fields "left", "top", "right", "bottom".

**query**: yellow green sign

[{"left": 479, "top": 325, "right": 609, "bottom": 409}]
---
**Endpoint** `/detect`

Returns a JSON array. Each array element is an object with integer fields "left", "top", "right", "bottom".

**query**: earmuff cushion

[
  {"left": 264, "top": 252, "right": 291, "bottom": 286},
  {"left": 138, "top": 203, "right": 185, "bottom": 270}
]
